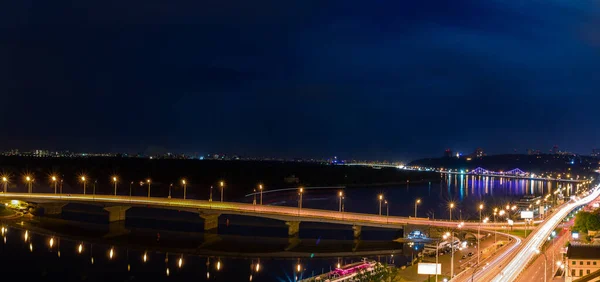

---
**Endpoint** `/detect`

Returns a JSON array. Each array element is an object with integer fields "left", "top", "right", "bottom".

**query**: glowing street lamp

[
  {"left": 478, "top": 203, "right": 484, "bottom": 264},
  {"left": 2, "top": 176, "right": 8, "bottom": 193},
  {"left": 414, "top": 199, "right": 421, "bottom": 218},
  {"left": 338, "top": 191, "right": 343, "bottom": 212},
  {"left": 220, "top": 181, "right": 225, "bottom": 202},
  {"left": 51, "top": 176, "right": 58, "bottom": 194},
  {"left": 25, "top": 176, "right": 34, "bottom": 193},
  {"left": 378, "top": 194, "right": 383, "bottom": 215},
  {"left": 449, "top": 202, "right": 455, "bottom": 222},
  {"left": 259, "top": 184, "right": 264, "bottom": 205},
  {"left": 112, "top": 176, "right": 118, "bottom": 196},
  {"left": 146, "top": 179, "right": 151, "bottom": 198},
  {"left": 182, "top": 179, "right": 187, "bottom": 200},
  {"left": 535, "top": 249, "right": 548, "bottom": 282},
  {"left": 385, "top": 200, "right": 389, "bottom": 217},
  {"left": 298, "top": 188, "right": 304, "bottom": 210},
  {"left": 81, "top": 176, "right": 87, "bottom": 195}
]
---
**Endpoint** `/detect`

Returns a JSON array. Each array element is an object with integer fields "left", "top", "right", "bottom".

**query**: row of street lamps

[{"left": 0, "top": 175, "right": 226, "bottom": 202}]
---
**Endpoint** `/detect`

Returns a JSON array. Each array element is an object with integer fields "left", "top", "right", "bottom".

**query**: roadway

[
  {"left": 516, "top": 220, "right": 571, "bottom": 282},
  {"left": 0, "top": 192, "right": 535, "bottom": 230},
  {"left": 465, "top": 185, "right": 600, "bottom": 282}
]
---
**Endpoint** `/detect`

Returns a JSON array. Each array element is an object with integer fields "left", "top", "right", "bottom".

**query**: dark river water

[{"left": 0, "top": 173, "right": 577, "bottom": 281}]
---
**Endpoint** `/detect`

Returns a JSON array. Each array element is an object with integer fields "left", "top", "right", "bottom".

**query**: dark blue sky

[{"left": 1, "top": 1, "right": 599, "bottom": 160}]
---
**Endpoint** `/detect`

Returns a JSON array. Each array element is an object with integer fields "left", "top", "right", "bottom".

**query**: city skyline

[{"left": 2, "top": 1, "right": 600, "bottom": 160}]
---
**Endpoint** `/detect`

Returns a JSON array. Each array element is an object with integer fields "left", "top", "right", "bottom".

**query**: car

[{"left": 468, "top": 252, "right": 473, "bottom": 257}]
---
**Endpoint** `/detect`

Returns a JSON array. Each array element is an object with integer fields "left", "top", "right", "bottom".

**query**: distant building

[
  {"left": 593, "top": 148, "right": 598, "bottom": 157},
  {"left": 474, "top": 148, "right": 485, "bottom": 158},
  {"left": 565, "top": 244, "right": 600, "bottom": 281},
  {"left": 552, "top": 145, "right": 559, "bottom": 154},
  {"left": 444, "top": 149, "right": 453, "bottom": 158}
]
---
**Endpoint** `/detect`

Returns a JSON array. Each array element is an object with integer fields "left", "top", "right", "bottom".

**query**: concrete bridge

[{"left": 0, "top": 192, "right": 532, "bottom": 240}]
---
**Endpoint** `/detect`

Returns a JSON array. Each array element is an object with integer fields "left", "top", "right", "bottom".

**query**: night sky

[{"left": 1, "top": 1, "right": 599, "bottom": 160}]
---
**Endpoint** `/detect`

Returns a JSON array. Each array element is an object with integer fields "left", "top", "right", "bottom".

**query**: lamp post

[
  {"left": 220, "top": 181, "right": 224, "bottom": 202},
  {"left": 81, "top": 176, "right": 87, "bottom": 195},
  {"left": 168, "top": 184, "right": 173, "bottom": 198},
  {"left": 298, "top": 188, "right": 303, "bottom": 210},
  {"left": 438, "top": 234, "right": 449, "bottom": 282},
  {"left": 147, "top": 179, "right": 151, "bottom": 198},
  {"left": 535, "top": 249, "right": 548, "bottom": 282},
  {"left": 2, "top": 177, "right": 7, "bottom": 193},
  {"left": 338, "top": 191, "right": 343, "bottom": 212},
  {"left": 112, "top": 176, "right": 118, "bottom": 196},
  {"left": 259, "top": 184, "right": 263, "bottom": 205},
  {"left": 478, "top": 203, "right": 484, "bottom": 265},
  {"left": 25, "top": 176, "right": 33, "bottom": 193},
  {"left": 378, "top": 194, "right": 383, "bottom": 216},
  {"left": 449, "top": 202, "right": 455, "bottom": 278},
  {"left": 51, "top": 176, "right": 58, "bottom": 194},
  {"left": 493, "top": 208, "right": 498, "bottom": 243},
  {"left": 129, "top": 181, "right": 133, "bottom": 198},
  {"left": 182, "top": 179, "right": 187, "bottom": 200},
  {"left": 385, "top": 200, "right": 389, "bottom": 217},
  {"left": 414, "top": 199, "right": 421, "bottom": 218}
]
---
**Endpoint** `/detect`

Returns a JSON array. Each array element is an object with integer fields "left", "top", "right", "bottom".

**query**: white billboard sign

[
  {"left": 521, "top": 211, "right": 534, "bottom": 219},
  {"left": 508, "top": 219, "right": 514, "bottom": 226},
  {"left": 418, "top": 263, "right": 441, "bottom": 275}
]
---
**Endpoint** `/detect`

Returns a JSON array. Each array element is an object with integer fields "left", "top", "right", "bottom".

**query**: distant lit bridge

[{"left": 442, "top": 167, "right": 585, "bottom": 183}]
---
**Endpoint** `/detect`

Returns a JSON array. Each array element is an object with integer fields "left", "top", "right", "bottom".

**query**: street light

[
  {"left": 81, "top": 176, "right": 87, "bottom": 195},
  {"left": 535, "top": 249, "right": 548, "bottom": 282},
  {"left": 112, "top": 176, "right": 118, "bottom": 196},
  {"left": 220, "top": 181, "right": 225, "bottom": 202},
  {"left": 182, "top": 179, "right": 187, "bottom": 200},
  {"left": 298, "top": 187, "right": 304, "bottom": 210},
  {"left": 146, "top": 179, "right": 151, "bottom": 198},
  {"left": 25, "top": 176, "right": 33, "bottom": 193},
  {"left": 478, "top": 203, "right": 484, "bottom": 265},
  {"left": 259, "top": 184, "right": 264, "bottom": 205},
  {"left": 51, "top": 176, "right": 58, "bottom": 194},
  {"left": 378, "top": 194, "right": 383, "bottom": 215},
  {"left": 2, "top": 176, "right": 7, "bottom": 193},
  {"left": 385, "top": 200, "right": 389, "bottom": 217},
  {"left": 338, "top": 191, "right": 343, "bottom": 212},
  {"left": 449, "top": 202, "right": 455, "bottom": 222},
  {"left": 414, "top": 199, "right": 421, "bottom": 218}
]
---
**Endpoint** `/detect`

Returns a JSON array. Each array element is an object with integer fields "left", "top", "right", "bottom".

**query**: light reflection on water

[{"left": 0, "top": 224, "right": 400, "bottom": 282}]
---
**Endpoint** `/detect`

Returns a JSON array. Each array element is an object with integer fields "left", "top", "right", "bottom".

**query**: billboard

[
  {"left": 508, "top": 219, "right": 514, "bottom": 226},
  {"left": 418, "top": 263, "right": 441, "bottom": 275},
  {"left": 521, "top": 211, "right": 534, "bottom": 219}
]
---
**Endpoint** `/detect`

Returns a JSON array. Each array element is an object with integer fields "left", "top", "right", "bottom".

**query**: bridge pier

[
  {"left": 352, "top": 225, "right": 362, "bottom": 239},
  {"left": 104, "top": 206, "right": 130, "bottom": 222},
  {"left": 285, "top": 221, "right": 301, "bottom": 251},
  {"left": 352, "top": 225, "right": 362, "bottom": 252},
  {"left": 199, "top": 212, "right": 220, "bottom": 233},
  {"left": 103, "top": 206, "right": 131, "bottom": 238},
  {"left": 39, "top": 203, "right": 67, "bottom": 215},
  {"left": 286, "top": 221, "right": 300, "bottom": 237}
]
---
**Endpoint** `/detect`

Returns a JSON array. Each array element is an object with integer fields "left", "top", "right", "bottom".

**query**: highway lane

[
  {"left": 488, "top": 185, "right": 600, "bottom": 282},
  {"left": 0, "top": 192, "right": 538, "bottom": 229},
  {"left": 516, "top": 212, "right": 573, "bottom": 282}
]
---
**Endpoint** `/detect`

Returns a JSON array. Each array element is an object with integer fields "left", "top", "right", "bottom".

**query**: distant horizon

[{"left": 1, "top": 147, "right": 594, "bottom": 164}]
